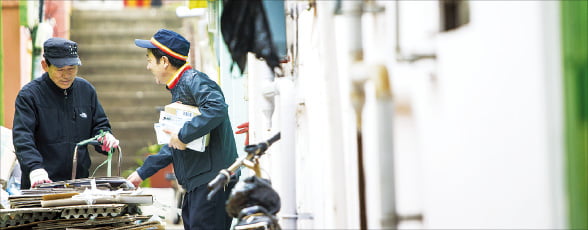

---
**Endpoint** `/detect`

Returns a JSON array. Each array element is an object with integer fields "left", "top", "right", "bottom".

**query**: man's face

[
  {"left": 146, "top": 51, "right": 167, "bottom": 85},
  {"left": 42, "top": 60, "right": 78, "bottom": 89}
]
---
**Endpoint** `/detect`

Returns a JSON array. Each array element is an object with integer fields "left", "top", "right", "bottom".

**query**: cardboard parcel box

[{"left": 154, "top": 103, "right": 210, "bottom": 152}]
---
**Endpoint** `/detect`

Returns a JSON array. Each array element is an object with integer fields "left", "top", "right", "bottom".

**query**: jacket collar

[
  {"left": 166, "top": 64, "right": 192, "bottom": 90},
  {"left": 42, "top": 72, "right": 75, "bottom": 95}
]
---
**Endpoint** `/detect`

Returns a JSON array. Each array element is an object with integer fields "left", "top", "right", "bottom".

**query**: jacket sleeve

[
  {"left": 91, "top": 88, "right": 111, "bottom": 135},
  {"left": 136, "top": 145, "right": 173, "bottom": 179},
  {"left": 178, "top": 78, "right": 229, "bottom": 143},
  {"left": 90, "top": 88, "right": 112, "bottom": 154},
  {"left": 12, "top": 92, "right": 44, "bottom": 171}
]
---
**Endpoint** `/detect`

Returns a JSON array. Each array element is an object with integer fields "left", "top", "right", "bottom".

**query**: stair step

[
  {"left": 72, "top": 8, "right": 178, "bottom": 21},
  {"left": 78, "top": 59, "right": 149, "bottom": 75},
  {"left": 77, "top": 44, "right": 147, "bottom": 60},
  {"left": 97, "top": 91, "right": 171, "bottom": 107},
  {"left": 103, "top": 107, "right": 161, "bottom": 124},
  {"left": 71, "top": 28, "right": 164, "bottom": 44},
  {"left": 72, "top": 18, "right": 180, "bottom": 30},
  {"left": 92, "top": 81, "right": 162, "bottom": 92},
  {"left": 110, "top": 123, "right": 157, "bottom": 143},
  {"left": 83, "top": 74, "right": 153, "bottom": 82},
  {"left": 71, "top": 8, "right": 181, "bottom": 28}
]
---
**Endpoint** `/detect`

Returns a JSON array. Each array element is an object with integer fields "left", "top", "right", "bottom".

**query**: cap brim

[
  {"left": 135, "top": 39, "right": 157, "bottom": 49},
  {"left": 47, "top": 57, "right": 82, "bottom": 68}
]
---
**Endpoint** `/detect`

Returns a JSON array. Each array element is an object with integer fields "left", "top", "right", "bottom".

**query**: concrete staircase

[{"left": 70, "top": 8, "right": 182, "bottom": 177}]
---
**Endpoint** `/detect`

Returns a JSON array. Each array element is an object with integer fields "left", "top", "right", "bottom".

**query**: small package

[
  {"left": 164, "top": 103, "right": 201, "bottom": 118},
  {"left": 154, "top": 103, "right": 210, "bottom": 152}
]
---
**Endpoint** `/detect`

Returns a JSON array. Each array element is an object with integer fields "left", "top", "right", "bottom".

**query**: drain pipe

[
  {"left": 350, "top": 72, "right": 368, "bottom": 230},
  {"left": 316, "top": 1, "right": 350, "bottom": 228},
  {"left": 275, "top": 76, "right": 297, "bottom": 230},
  {"left": 358, "top": 64, "right": 398, "bottom": 229},
  {"left": 247, "top": 54, "right": 277, "bottom": 147},
  {"left": 260, "top": 64, "right": 277, "bottom": 131},
  {"left": 335, "top": 1, "right": 367, "bottom": 229}
]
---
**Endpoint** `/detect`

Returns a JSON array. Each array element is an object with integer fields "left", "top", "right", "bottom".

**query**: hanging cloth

[{"left": 221, "top": 0, "right": 282, "bottom": 75}]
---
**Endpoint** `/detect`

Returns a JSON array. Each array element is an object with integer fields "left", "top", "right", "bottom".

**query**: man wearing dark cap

[
  {"left": 12, "top": 37, "right": 120, "bottom": 189},
  {"left": 127, "top": 29, "right": 238, "bottom": 229}
]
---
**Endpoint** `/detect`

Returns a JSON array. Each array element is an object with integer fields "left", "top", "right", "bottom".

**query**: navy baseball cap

[
  {"left": 43, "top": 37, "right": 82, "bottom": 67},
  {"left": 135, "top": 29, "right": 190, "bottom": 61}
]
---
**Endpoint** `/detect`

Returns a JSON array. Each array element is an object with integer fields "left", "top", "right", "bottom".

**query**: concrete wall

[
  {"left": 248, "top": 1, "right": 566, "bottom": 229},
  {"left": 413, "top": 2, "right": 563, "bottom": 228}
]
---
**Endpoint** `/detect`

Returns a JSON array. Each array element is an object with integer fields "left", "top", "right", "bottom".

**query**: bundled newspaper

[{"left": 154, "top": 103, "right": 210, "bottom": 152}]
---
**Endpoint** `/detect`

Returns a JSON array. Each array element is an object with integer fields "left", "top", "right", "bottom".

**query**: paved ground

[{"left": 139, "top": 187, "right": 184, "bottom": 229}]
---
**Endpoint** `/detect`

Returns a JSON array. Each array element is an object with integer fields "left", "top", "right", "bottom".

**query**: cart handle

[{"left": 72, "top": 139, "right": 123, "bottom": 180}]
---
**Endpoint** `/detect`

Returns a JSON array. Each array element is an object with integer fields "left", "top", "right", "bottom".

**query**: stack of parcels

[{"left": 154, "top": 103, "right": 210, "bottom": 152}]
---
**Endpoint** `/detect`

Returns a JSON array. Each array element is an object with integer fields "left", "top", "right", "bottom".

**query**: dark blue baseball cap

[
  {"left": 43, "top": 37, "right": 82, "bottom": 67},
  {"left": 135, "top": 29, "right": 190, "bottom": 61}
]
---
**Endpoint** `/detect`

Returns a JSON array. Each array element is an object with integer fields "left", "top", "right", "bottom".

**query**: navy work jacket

[
  {"left": 137, "top": 66, "right": 238, "bottom": 192},
  {"left": 12, "top": 73, "right": 111, "bottom": 189}
]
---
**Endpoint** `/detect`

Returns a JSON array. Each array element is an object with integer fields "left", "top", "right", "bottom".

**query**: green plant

[{"left": 122, "top": 144, "right": 164, "bottom": 188}]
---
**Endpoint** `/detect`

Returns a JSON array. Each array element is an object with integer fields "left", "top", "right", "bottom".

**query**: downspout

[
  {"left": 276, "top": 76, "right": 297, "bottom": 229},
  {"left": 335, "top": 1, "right": 367, "bottom": 229},
  {"left": 247, "top": 54, "right": 276, "bottom": 147},
  {"left": 316, "top": 1, "right": 349, "bottom": 228},
  {"left": 356, "top": 63, "right": 397, "bottom": 229},
  {"left": 260, "top": 63, "right": 277, "bottom": 131}
]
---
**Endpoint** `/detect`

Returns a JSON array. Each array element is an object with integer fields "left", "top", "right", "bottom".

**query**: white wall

[
  {"left": 400, "top": 1, "right": 565, "bottom": 228},
  {"left": 239, "top": 1, "right": 565, "bottom": 229}
]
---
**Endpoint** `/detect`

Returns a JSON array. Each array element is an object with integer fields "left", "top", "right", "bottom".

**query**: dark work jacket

[
  {"left": 137, "top": 66, "right": 238, "bottom": 192},
  {"left": 12, "top": 73, "right": 111, "bottom": 189}
]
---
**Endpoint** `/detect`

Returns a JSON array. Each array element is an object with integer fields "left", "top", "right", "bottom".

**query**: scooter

[{"left": 208, "top": 132, "right": 282, "bottom": 230}]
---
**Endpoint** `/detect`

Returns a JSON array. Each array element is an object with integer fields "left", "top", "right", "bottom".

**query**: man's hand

[
  {"left": 98, "top": 132, "right": 119, "bottom": 152},
  {"left": 164, "top": 129, "right": 187, "bottom": 150},
  {"left": 126, "top": 171, "right": 144, "bottom": 188},
  {"left": 30, "top": 168, "right": 53, "bottom": 188}
]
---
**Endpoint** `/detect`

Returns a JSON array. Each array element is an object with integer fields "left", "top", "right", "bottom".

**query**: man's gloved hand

[
  {"left": 30, "top": 168, "right": 53, "bottom": 188},
  {"left": 98, "top": 132, "right": 119, "bottom": 152},
  {"left": 126, "top": 171, "right": 144, "bottom": 188}
]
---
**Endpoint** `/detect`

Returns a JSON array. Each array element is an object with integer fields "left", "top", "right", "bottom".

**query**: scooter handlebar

[
  {"left": 244, "top": 132, "right": 281, "bottom": 155},
  {"left": 207, "top": 132, "right": 281, "bottom": 200},
  {"left": 207, "top": 172, "right": 229, "bottom": 200}
]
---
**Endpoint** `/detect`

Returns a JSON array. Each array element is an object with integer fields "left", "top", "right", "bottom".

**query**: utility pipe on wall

[
  {"left": 260, "top": 67, "right": 277, "bottom": 131},
  {"left": 358, "top": 64, "right": 397, "bottom": 229},
  {"left": 247, "top": 55, "right": 276, "bottom": 151},
  {"left": 315, "top": 1, "right": 350, "bottom": 228},
  {"left": 275, "top": 76, "right": 297, "bottom": 230},
  {"left": 335, "top": 1, "right": 367, "bottom": 229}
]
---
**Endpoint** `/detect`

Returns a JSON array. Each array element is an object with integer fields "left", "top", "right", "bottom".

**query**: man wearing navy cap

[
  {"left": 13, "top": 37, "right": 120, "bottom": 189},
  {"left": 127, "top": 29, "right": 238, "bottom": 229}
]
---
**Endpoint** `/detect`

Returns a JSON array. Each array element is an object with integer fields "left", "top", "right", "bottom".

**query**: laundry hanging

[{"left": 220, "top": 0, "right": 282, "bottom": 75}]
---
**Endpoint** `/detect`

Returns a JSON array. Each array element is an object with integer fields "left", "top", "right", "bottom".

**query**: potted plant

[{"left": 139, "top": 144, "right": 174, "bottom": 188}]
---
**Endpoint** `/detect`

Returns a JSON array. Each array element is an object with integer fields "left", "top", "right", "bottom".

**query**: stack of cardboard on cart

[
  {"left": 154, "top": 103, "right": 210, "bottom": 152},
  {"left": 0, "top": 127, "right": 164, "bottom": 229},
  {"left": 2, "top": 184, "right": 160, "bottom": 229}
]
